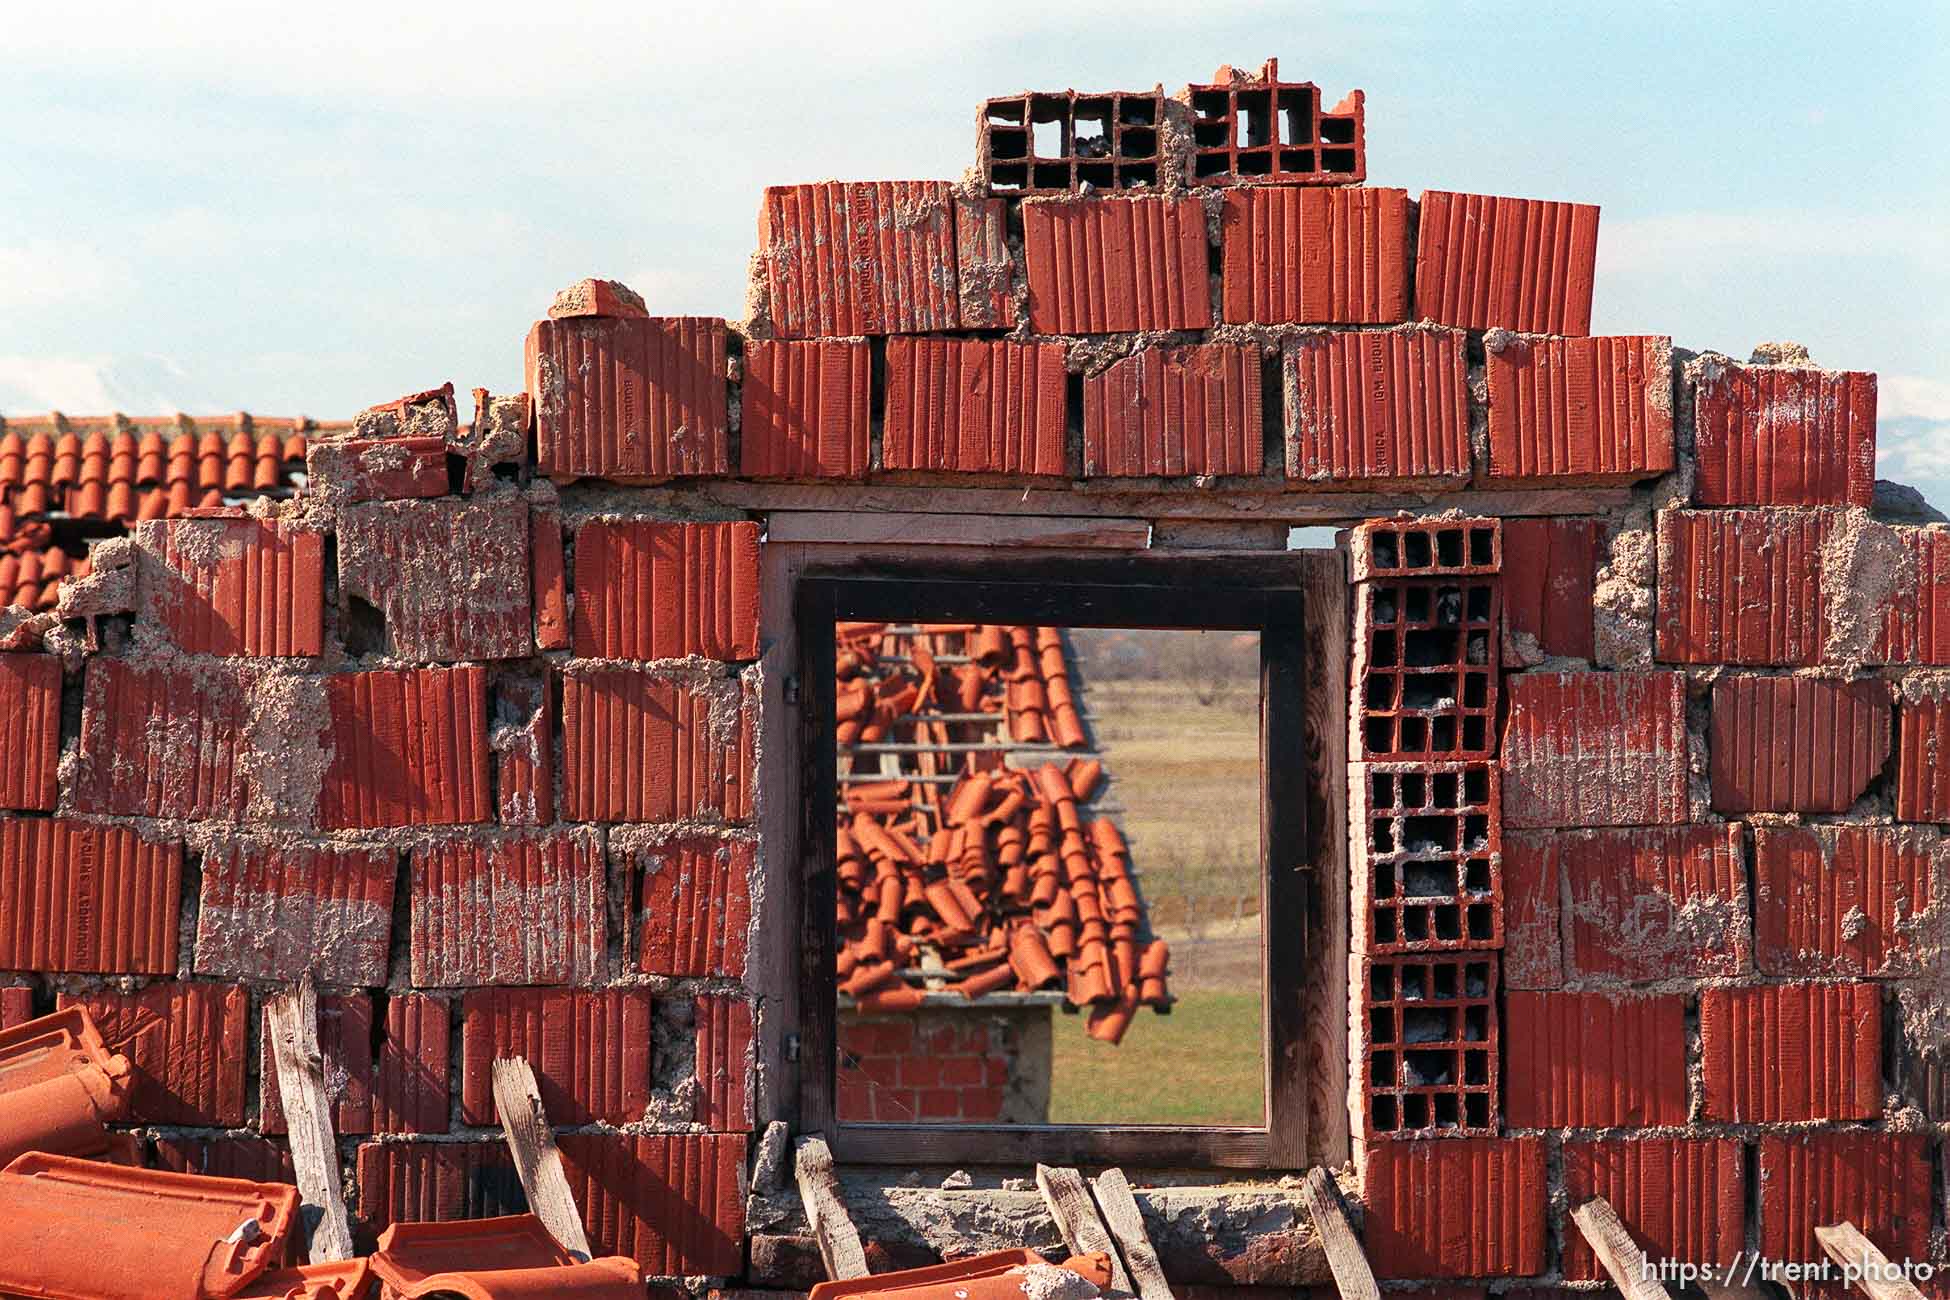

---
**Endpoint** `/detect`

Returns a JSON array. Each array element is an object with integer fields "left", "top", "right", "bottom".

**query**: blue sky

[{"left": 3, "top": 1, "right": 1947, "bottom": 502}]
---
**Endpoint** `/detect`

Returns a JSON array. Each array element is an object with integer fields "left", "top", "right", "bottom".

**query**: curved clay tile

[
  {"left": 137, "top": 485, "right": 169, "bottom": 521},
  {"left": 197, "top": 448, "right": 224, "bottom": 492},
  {"left": 165, "top": 479, "right": 193, "bottom": 517},
  {"left": 224, "top": 431, "right": 255, "bottom": 491},
  {"left": 135, "top": 431, "right": 166, "bottom": 485},
  {"left": 0, "top": 434, "right": 21, "bottom": 487},
  {"left": 105, "top": 480, "right": 135, "bottom": 523},
  {"left": 49, "top": 433, "right": 80, "bottom": 488},
  {"left": 282, "top": 433, "right": 307, "bottom": 462},
  {"left": 14, "top": 482, "right": 48, "bottom": 517},
  {"left": 0, "top": 555, "right": 20, "bottom": 607},
  {"left": 69, "top": 479, "right": 106, "bottom": 520},
  {"left": 196, "top": 430, "right": 225, "bottom": 461}
]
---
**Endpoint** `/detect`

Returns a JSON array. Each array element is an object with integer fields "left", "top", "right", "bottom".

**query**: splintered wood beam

[
  {"left": 491, "top": 1057, "right": 593, "bottom": 1260},
  {"left": 1816, "top": 1222, "right": 1929, "bottom": 1300},
  {"left": 795, "top": 1136, "right": 869, "bottom": 1281},
  {"left": 1570, "top": 1196, "right": 1673, "bottom": 1300},
  {"left": 1036, "top": 1164, "right": 1133, "bottom": 1295},
  {"left": 1297, "top": 1168, "right": 1378, "bottom": 1300},
  {"left": 263, "top": 976, "right": 355, "bottom": 1263},
  {"left": 1089, "top": 1168, "right": 1173, "bottom": 1300}
]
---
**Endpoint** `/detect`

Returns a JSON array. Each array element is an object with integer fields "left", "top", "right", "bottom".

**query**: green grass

[{"left": 1046, "top": 988, "right": 1265, "bottom": 1125}]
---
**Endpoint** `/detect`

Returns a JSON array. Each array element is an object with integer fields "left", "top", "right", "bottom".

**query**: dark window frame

[{"left": 793, "top": 555, "right": 1321, "bottom": 1168}]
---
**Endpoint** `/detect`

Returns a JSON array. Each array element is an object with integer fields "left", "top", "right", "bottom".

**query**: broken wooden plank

[
  {"left": 1297, "top": 1168, "right": 1378, "bottom": 1300},
  {"left": 1816, "top": 1222, "right": 1928, "bottom": 1300},
  {"left": 1036, "top": 1164, "right": 1132, "bottom": 1294},
  {"left": 795, "top": 1136, "right": 868, "bottom": 1281},
  {"left": 1570, "top": 1195, "right": 1673, "bottom": 1300},
  {"left": 1089, "top": 1168, "right": 1172, "bottom": 1300},
  {"left": 764, "top": 511, "right": 1151, "bottom": 549},
  {"left": 491, "top": 1056, "right": 593, "bottom": 1260},
  {"left": 263, "top": 976, "right": 355, "bottom": 1264}
]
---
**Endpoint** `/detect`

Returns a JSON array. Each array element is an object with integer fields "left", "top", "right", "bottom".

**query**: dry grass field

[{"left": 1045, "top": 657, "right": 1267, "bottom": 1125}]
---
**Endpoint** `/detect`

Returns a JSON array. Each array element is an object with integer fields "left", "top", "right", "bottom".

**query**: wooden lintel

[
  {"left": 1570, "top": 1196, "right": 1674, "bottom": 1300},
  {"left": 795, "top": 1136, "right": 869, "bottom": 1281},
  {"left": 491, "top": 1056, "right": 594, "bottom": 1260},
  {"left": 1036, "top": 1164, "right": 1133, "bottom": 1294},
  {"left": 263, "top": 976, "right": 356, "bottom": 1264},
  {"left": 765, "top": 512, "right": 1150, "bottom": 549},
  {"left": 1297, "top": 1168, "right": 1378, "bottom": 1300},
  {"left": 1090, "top": 1168, "right": 1174, "bottom": 1300}
]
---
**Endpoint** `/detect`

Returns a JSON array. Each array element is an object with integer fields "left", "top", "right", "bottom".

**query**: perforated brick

[
  {"left": 1362, "top": 952, "right": 1499, "bottom": 1136},
  {"left": 1354, "top": 579, "right": 1500, "bottom": 761},
  {"left": 1187, "top": 62, "right": 1365, "bottom": 186},
  {"left": 1354, "top": 763, "right": 1501, "bottom": 954},
  {"left": 980, "top": 87, "right": 1166, "bottom": 194}
]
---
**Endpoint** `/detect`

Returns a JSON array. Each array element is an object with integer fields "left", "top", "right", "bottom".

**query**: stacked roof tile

[{"left": 833, "top": 623, "right": 1168, "bottom": 1044}]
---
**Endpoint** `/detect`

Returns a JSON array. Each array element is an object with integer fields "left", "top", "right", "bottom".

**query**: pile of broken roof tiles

[
  {"left": 834, "top": 623, "right": 1169, "bottom": 1042},
  {"left": 0, "top": 1004, "right": 649, "bottom": 1297}
]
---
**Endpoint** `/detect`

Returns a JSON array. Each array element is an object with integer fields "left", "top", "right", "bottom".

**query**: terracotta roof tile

[
  {"left": 0, "top": 1151, "right": 300, "bottom": 1300},
  {"left": 0, "top": 1005, "right": 132, "bottom": 1169}
]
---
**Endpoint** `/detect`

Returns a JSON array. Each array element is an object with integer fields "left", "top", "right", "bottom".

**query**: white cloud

[
  {"left": 1880, "top": 374, "right": 1950, "bottom": 422},
  {"left": 0, "top": 354, "right": 218, "bottom": 416}
]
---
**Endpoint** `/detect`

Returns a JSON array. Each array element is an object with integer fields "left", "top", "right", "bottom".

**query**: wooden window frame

[{"left": 793, "top": 553, "right": 1340, "bottom": 1169}]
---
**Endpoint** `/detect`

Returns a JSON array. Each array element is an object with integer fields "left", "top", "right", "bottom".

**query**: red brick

[
  {"left": 1710, "top": 675, "right": 1890, "bottom": 814},
  {"left": 355, "top": 1140, "right": 524, "bottom": 1233},
  {"left": 1755, "top": 824, "right": 1936, "bottom": 975},
  {"left": 1544, "top": 824, "right": 1749, "bottom": 982},
  {"left": 1363, "top": 953, "right": 1500, "bottom": 1136},
  {"left": 1562, "top": 1138, "right": 1745, "bottom": 1283},
  {"left": 526, "top": 316, "right": 730, "bottom": 482},
  {"left": 135, "top": 514, "right": 324, "bottom": 657},
  {"left": 304, "top": 434, "right": 447, "bottom": 503},
  {"left": 260, "top": 992, "right": 373, "bottom": 1135},
  {"left": 1500, "top": 835, "right": 1562, "bottom": 990},
  {"left": 1656, "top": 509, "right": 1828, "bottom": 665},
  {"left": 741, "top": 339, "right": 871, "bottom": 479},
  {"left": 1897, "top": 692, "right": 1950, "bottom": 821},
  {"left": 459, "top": 987, "right": 653, "bottom": 1125},
  {"left": 0, "top": 817, "right": 181, "bottom": 975},
  {"left": 1084, "top": 343, "right": 1263, "bottom": 478},
  {"left": 320, "top": 665, "right": 491, "bottom": 829},
  {"left": 0, "top": 986, "right": 32, "bottom": 1028},
  {"left": 1022, "top": 195, "right": 1211, "bottom": 334},
  {"left": 1504, "top": 990, "right": 1688, "bottom": 1127},
  {"left": 0, "top": 655, "right": 58, "bottom": 812},
  {"left": 410, "top": 831, "right": 607, "bottom": 986},
  {"left": 73, "top": 659, "right": 252, "bottom": 820},
  {"left": 1350, "top": 517, "right": 1502, "bottom": 580},
  {"left": 1485, "top": 334, "right": 1673, "bottom": 482},
  {"left": 1185, "top": 66, "right": 1366, "bottom": 186},
  {"left": 1695, "top": 361, "right": 1876, "bottom": 506},
  {"left": 154, "top": 1136, "right": 295, "bottom": 1185},
  {"left": 1869, "top": 526, "right": 1950, "bottom": 665},
  {"left": 62, "top": 981, "right": 248, "bottom": 1126},
  {"left": 1355, "top": 763, "right": 1502, "bottom": 953},
  {"left": 1501, "top": 671, "right": 1689, "bottom": 828},
  {"left": 554, "top": 1132, "right": 746, "bottom": 1276},
  {"left": 1353, "top": 580, "right": 1501, "bottom": 761},
  {"left": 1219, "top": 186, "right": 1409, "bottom": 325},
  {"left": 757, "top": 181, "right": 963, "bottom": 338},
  {"left": 917, "top": 1088, "right": 959, "bottom": 1119},
  {"left": 1700, "top": 982, "right": 1882, "bottom": 1121},
  {"left": 494, "top": 676, "right": 553, "bottom": 827},
  {"left": 336, "top": 495, "right": 532, "bottom": 661},
  {"left": 1415, "top": 191, "right": 1599, "bottom": 335},
  {"left": 572, "top": 520, "right": 760, "bottom": 660},
  {"left": 192, "top": 839, "right": 394, "bottom": 984},
  {"left": 952, "top": 195, "right": 1013, "bottom": 330},
  {"left": 695, "top": 995, "right": 755, "bottom": 1132},
  {"left": 531, "top": 504, "right": 568, "bottom": 651},
  {"left": 1756, "top": 1131, "right": 1931, "bottom": 1266},
  {"left": 1499, "top": 518, "right": 1603, "bottom": 662},
  {"left": 372, "top": 992, "right": 451, "bottom": 1134},
  {"left": 1283, "top": 328, "right": 1469, "bottom": 485},
  {"left": 881, "top": 337, "right": 1066, "bottom": 476},
  {"left": 560, "top": 668, "right": 755, "bottom": 823},
  {"left": 637, "top": 836, "right": 754, "bottom": 979},
  {"left": 1362, "top": 1136, "right": 1547, "bottom": 1278}
]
